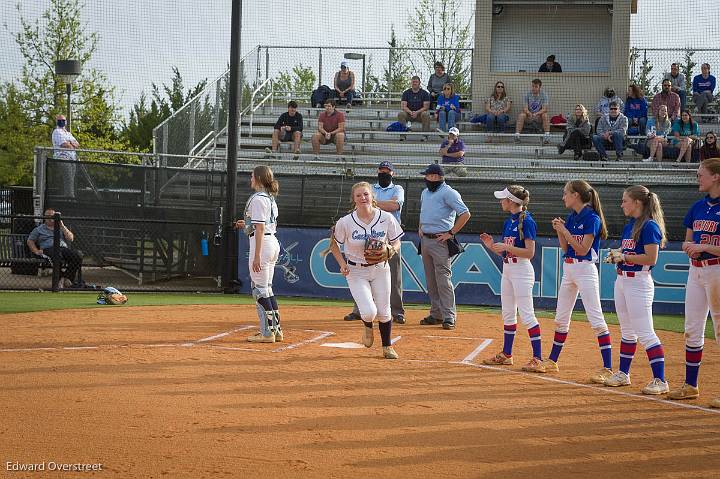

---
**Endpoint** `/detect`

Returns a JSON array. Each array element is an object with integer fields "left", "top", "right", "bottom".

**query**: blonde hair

[
  {"left": 507, "top": 185, "right": 530, "bottom": 241},
  {"left": 574, "top": 104, "right": 589, "bottom": 123},
  {"left": 347, "top": 181, "right": 378, "bottom": 211},
  {"left": 565, "top": 180, "right": 608, "bottom": 239},
  {"left": 701, "top": 157, "right": 720, "bottom": 176},
  {"left": 624, "top": 185, "right": 667, "bottom": 248},
  {"left": 253, "top": 165, "right": 279, "bottom": 196},
  {"left": 443, "top": 82, "right": 455, "bottom": 97}
]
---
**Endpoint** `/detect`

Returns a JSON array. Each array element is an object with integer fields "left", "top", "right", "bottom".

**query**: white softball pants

[
  {"left": 684, "top": 264, "right": 720, "bottom": 348},
  {"left": 501, "top": 259, "right": 538, "bottom": 328},
  {"left": 346, "top": 262, "right": 392, "bottom": 323},
  {"left": 614, "top": 272, "right": 661, "bottom": 348},
  {"left": 248, "top": 235, "right": 280, "bottom": 291},
  {"left": 554, "top": 261, "right": 608, "bottom": 334}
]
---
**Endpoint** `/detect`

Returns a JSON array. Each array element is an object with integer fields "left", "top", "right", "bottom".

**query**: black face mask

[
  {"left": 425, "top": 179, "right": 444, "bottom": 192},
  {"left": 377, "top": 172, "right": 392, "bottom": 188}
]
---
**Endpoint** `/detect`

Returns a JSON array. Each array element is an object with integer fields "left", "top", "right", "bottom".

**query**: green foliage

[
  {"left": 629, "top": 48, "right": 658, "bottom": 95},
  {"left": 275, "top": 64, "right": 317, "bottom": 99},
  {"left": 383, "top": 25, "right": 411, "bottom": 95},
  {"left": 0, "top": 84, "right": 45, "bottom": 185},
  {"left": 679, "top": 50, "right": 696, "bottom": 95},
  {"left": 406, "top": 0, "right": 473, "bottom": 93}
]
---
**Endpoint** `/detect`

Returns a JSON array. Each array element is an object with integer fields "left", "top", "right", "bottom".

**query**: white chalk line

[
  {"left": 460, "top": 339, "right": 494, "bottom": 364},
  {"left": 271, "top": 330, "right": 335, "bottom": 353},
  {"left": 424, "top": 335, "right": 483, "bottom": 340},
  {"left": 453, "top": 360, "right": 720, "bottom": 416},
  {"left": 194, "top": 326, "right": 254, "bottom": 344},
  {"left": 207, "top": 346, "right": 263, "bottom": 352},
  {"left": 390, "top": 336, "right": 401, "bottom": 345}
]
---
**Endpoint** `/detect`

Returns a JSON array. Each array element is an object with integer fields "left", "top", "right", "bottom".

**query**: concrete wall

[{"left": 473, "top": 0, "right": 632, "bottom": 120}]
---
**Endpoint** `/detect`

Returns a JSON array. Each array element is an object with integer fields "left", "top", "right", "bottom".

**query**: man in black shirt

[
  {"left": 398, "top": 76, "right": 431, "bottom": 133},
  {"left": 267, "top": 100, "right": 303, "bottom": 156},
  {"left": 538, "top": 55, "right": 562, "bottom": 73}
]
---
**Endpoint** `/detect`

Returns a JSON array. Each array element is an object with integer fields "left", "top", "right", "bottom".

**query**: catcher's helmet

[{"left": 97, "top": 286, "right": 128, "bottom": 305}]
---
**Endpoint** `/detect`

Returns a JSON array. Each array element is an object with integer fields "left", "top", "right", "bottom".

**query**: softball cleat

[
  {"left": 247, "top": 332, "right": 276, "bottom": 343},
  {"left": 273, "top": 328, "right": 284, "bottom": 342},
  {"left": 641, "top": 378, "right": 670, "bottom": 395},
  {"left": 604, "top": 371, "right": 631, "bottom": 387},
  {"left": 383, "top": 346, "right": 399, "bottom": 359},
  {"left": 362, "top": 326, "right": 374, "bottom": 348},
  {"left": 667, "top": 383, "right": 700, "bottom": 400},
  {"left": 543, "top": 359, "right": 559, "bottom": 372},
  {"left": 709, "top": 398, "right": 720, "bottom": 408},
  {"left": 589, "top": 367, "right": 614, "bottom": 384},
  {"left": 521, "top": 357, "right": 546, "bottom": 373},
  {"left": 483, "top": 352, "right": 513, "bottom": 366}
]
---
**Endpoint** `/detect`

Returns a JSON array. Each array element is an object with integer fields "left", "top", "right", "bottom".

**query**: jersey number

[{"left": 700, "top": 234, "right": 720, "bottom": 246}]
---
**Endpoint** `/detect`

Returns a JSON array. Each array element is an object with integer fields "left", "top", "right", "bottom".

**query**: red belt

[
  {"left": 617, "top": 270, "right": 636, "bottom": 277},
  {"left": 691, "top": 258, "right": 720, "bottom": 267},
  {"left": 503, "top": 257, "right": 518, "bottom": 264},
  {"left": 564, "top": 258, "right": 587, "bottom": 263}
]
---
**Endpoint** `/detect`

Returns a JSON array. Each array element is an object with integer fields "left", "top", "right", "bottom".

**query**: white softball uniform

[
  {"left": 245, "top": 192, "right": 280, "bottom": 288},
  {"left": 502, "top": 259, "right": 537, "bottom": 328},
  {"left": 554, "top": 261, "right": 608, "bottom": 334},
  {"left": 334, "top": 209, "right": 403, "bottom": 323}
]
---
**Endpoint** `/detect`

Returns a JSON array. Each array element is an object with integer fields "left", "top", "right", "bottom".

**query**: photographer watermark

[{"left": 6, "top": 461, "right": 103, "bottom": 473}]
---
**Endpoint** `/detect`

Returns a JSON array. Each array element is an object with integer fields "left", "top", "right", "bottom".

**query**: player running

[
  {"left": 234, "top": 166, "right": 283, "bottom": 343},
  {"left": 668, "top": 158, "right": 720, "bottom": 407},
  {"left": 480, "top": 185, "right": 545, "bottom": 373},
  {"left": 326, "top": 182, "right": 404, "bottom": 359},
  {"left": 545, "top": 180, "right": 614, "bottom": 384},
  {"left": 604, "top": 186, "right": 669, "bottom": 395}
]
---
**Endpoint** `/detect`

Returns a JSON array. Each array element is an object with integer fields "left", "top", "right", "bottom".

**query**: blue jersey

[
  {"left": 618, "top": 219, "right": 662, "bottom": 272},
  {"left": 683, "top": 195, "right": 720, "bottom": 261},
  {"left": 502, "top": 211, "right": 537, "bottom": 259},
  {"left": 564, "top": 206, "right": 602, "bottom": 262}
]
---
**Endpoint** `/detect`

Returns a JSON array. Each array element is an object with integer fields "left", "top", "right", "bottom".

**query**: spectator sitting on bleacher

[
  {"left": 427, "top": 62, "right": 451, "bottom": 107},
  {"left": 671, "top": 110, "right": 701, "bottom": 163},
  {"left": 266, "top": 100, "right": 303, "bottom": 157},
  {"left": 26, "top": 208, "right": 82, "bottom": 288},
  {"left": 435, "top": 83, "right": 460, "bottom": 132},
  {"left": 595, "top": 88, "right": 624, "bottom": 121},
  {"left": 700, "top": 131, "right": 720, "bottom": 161},
  {"left": 399, "top": 76, "right": 431, "bottom": 135},
  {"left": 652, "top": 79, "right": 681, "bottom": 121},
  {"left": 592, "top": 101, "right": 628, "bottom": 161},
  {"left": 439, "top": 127, "right": 467, "bottom": 177},
  {"left": 558, "top": 104, "right": 591, "bottom": 161},
  {"left": 624, "top": 84, "right": 648, "bottom": 135},
  {"left": 484, "top": 81, "right": 512, "bottom": 134},
  {"left": 538, "top": 55, "right": 562, "bottom": 73},
  {"left": 664, "top": 63, "right": 686, "bottom": 111},
  {"left": 692, "top": 63, "right": 716, "bottom": 116},
  {"left": 312, "top": 99, "right": 346, "bottom": 156},
  {"left": 643, "top": 104, "right": 672, "bottom": 163},
  {"left": 334, "top": 62, "right": 356, "bottom": 108},
  {"left": 514, "top": 78, "right": 550, "bottom": 144}
]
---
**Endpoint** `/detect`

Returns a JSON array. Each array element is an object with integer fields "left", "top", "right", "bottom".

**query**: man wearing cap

[
  {"left": 438, "top": 127, "right": 467, "bottom": 177},
  {"left": 334, "top": 61, "right": 356, "bottom": 108},
  {"left": 399, "top": 76, "right": 431, "bottom": 134},
  {"left": 344, "top": 161, "right": 406, "bottom": 323},
  {"left": 418, "top": 164, "right": 471, "bottom": 330},
  {"left": 538, "top": 55, "right": 562, "bottom": 73}
]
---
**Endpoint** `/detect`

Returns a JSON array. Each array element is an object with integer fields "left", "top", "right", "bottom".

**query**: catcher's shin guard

[{"left": 252, "top": 283, "right": 274, "bottom": 336}]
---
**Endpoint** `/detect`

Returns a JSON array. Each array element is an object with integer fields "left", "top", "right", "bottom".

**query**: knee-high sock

[
  {"left": 685, "top": 345, "right": 703, "bottom": 387},
  {"left": 646, "top": 344, "right": 665, "bottom": 382},
  {"left": 257, "top": 297, "right": 274, "bottom": 330},
  {"left": 527, "top": 324, "right": 542, "bottom": 359},
  {"left": 597, "top": 332, "right": 612, "bottom": 369},
  {"left": 268, "top": 296, "right": 280, "bottom": 326},
  {"left": 619, "top": 338, "right": 637, "bottom": 375},
  {"left": 503, "top": 324, "right": 517, "bottom": 357},
  {"left": 549, "top": 331, "right": 568, "bottom": 362},
  {"left": 378, "top": 321, "right": 392, "bottom": 347}
]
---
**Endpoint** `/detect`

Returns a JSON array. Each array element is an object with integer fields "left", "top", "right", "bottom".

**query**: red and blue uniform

[
  {"left": 563, "top": 206, "right": 601, "bottom": 262},
  {"left": 684, "top": 196, "right": 720, "bottom": 261},
  {"left": 617, "top": 219, "right": 663, "bottom": 272},
  {"left": 501, "top": 211, "right": 537, "bottom": 260}
]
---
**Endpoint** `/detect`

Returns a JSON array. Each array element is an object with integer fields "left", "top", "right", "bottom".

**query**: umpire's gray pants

[
  {"left": 352, "top": 251, "right": 404, "bottom": 317},
  {"left": 421, "top": 235, "right": 456, "bottom": 322},
  {"left": 693, "top": 91, "right": 714, "bottom": 114},
  {"left": 57, "top": 160, "right": 77, "bottom": 198}
]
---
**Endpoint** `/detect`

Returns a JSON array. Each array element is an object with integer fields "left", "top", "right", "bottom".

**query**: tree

[
  {"left": 121, "top": 67, "right": 208, "bottom": 152},
  {"left": 405, "top": 0, "right": 473, "bottom": 93},
  {"left": 274, "top": 65, "right": 316, "bottom": 100},
  {"left": 0, "top": 84, "right": 44, "bottom": 186},
  {"left": 383, "top": 25, "right": 411, "bottom": 95},
  {"left": 679, "top": 49, "right": 696, "bottom": 96},
  {"left": 629, "top": 48, "right": 658, "bottom": 95}
]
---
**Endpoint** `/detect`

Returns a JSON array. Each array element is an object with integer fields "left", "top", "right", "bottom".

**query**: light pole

[
  {"left": 54, "top": 60, "right": 82, "bottom": 132},
  {"left": 344, "top": 53, "right": 366, "bottom": 99}
]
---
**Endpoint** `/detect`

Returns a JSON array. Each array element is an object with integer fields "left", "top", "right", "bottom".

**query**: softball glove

[{"left": 604, "top": 248, "right": 624, "bottom": 264}]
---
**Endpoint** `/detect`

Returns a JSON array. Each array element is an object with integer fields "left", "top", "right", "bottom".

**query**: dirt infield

[{"left": 2, "top": 305, "right": 720, "bottom": 478}]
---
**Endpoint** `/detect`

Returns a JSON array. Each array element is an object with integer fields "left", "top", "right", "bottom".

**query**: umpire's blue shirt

[
  {"left": 419, "top": 182, "right": 469, "bottom": 234},
  {"left": 373, "top": 182, "right": 404, "bottom": 224}
]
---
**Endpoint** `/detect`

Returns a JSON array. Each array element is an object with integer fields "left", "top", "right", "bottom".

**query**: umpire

[
  {"left": 418, "top": 164, "right": 470, "bottom": 330},
  {"left": 345, "top": 161, "right": 407, "bottom": 323}
]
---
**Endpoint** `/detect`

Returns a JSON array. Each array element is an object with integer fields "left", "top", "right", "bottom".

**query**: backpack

[
  {"left": 310, "top": 85, "right": 333, "bottom": 108},
  {"left": 469, "top": 114, "right": 487, "bottom": 124},
  {"left": 386, "top": 121, "right": 409, "bottom": 132}
]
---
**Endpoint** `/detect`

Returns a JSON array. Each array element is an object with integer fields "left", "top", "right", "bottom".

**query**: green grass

[{"left": 0, "top": 292, "right": 713, "bottom": 338}]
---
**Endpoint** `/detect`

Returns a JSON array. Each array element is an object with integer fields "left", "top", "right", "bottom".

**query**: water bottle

[{"left": 201, "top": 232, "right": 209, "bottom": 256}]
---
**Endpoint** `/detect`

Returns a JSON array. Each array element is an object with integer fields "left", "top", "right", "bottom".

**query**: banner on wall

[{"left": 238, "top": 228, "right": 690, "bottom": 314}]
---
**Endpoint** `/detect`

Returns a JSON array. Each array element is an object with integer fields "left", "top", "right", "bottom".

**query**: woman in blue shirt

[
  {"left": 672, "top": 110, "right": 701, "bottom": 163},
  {"left": 604, "top": 185, "right": 669, "bottom": 395},
  {"left": 435, "top": 83, "right": 461, "bottom": 132},
  {"left": 624, "top": 84, "right": 648, "bottom": 135},
  {"left": 545, "top": 180, "right": 614, "bottom": 384},
  {"left": 480, "top": 185, "right": 544, "bottom": 373}
]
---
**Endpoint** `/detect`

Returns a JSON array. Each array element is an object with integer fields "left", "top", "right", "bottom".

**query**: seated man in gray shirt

[
  {"left": 27, "top": 208, "right": 83, "bottom": 287},
  {"left": 591, "top": 102, "right": 628, "bottom": 161}
]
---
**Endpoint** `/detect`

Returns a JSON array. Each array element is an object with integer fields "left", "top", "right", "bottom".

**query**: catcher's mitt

[
  {"left": 604, "top": 248, "right": 624, "bottom": 264},
  {"left": 364, "top": 238, "right": 396, "bottom": 264},
  {"left": 97, "top": 286, "right": 128, "bottom": 305}
]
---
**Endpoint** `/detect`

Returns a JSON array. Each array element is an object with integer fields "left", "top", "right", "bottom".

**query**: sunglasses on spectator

[
  {"left": 443, "top": 87, "right": 451, "bottom": 90},
  {"left": 496, "top": 85, "right": 504, "bottom": 88},
  {"left": 610, "top": 108, "right": 618, "bottom": 110}
]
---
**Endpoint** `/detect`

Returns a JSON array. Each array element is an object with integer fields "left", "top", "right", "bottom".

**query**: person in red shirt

[{"left": 312, "top": 99, "right": 346, "bottom": 155}]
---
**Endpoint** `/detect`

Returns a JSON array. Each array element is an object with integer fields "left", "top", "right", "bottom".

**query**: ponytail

[
  {"left": 588, "top": 189, "right": 609, "bottom": 240},
  {"left": 625, "top": 186, "right": 667, "bottom": 248},
  {"left": 518, "top": 209, "right": 527, "bottom": 241},
  {"left": 566, "top": 180, "right": 607, "bottom": 239}
]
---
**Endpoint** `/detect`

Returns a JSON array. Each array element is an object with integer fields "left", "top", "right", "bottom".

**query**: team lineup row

[{"left": 236, "top": 158, "right": 720, "bottom": 408}]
